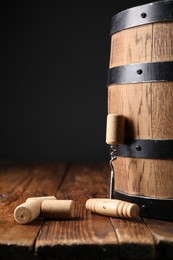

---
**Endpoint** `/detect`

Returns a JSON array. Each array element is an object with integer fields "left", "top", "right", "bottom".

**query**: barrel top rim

[
  {"left": 110, "top": 0, "right": 173, "bottom": 35},
  {"left": 111, "top": 0, "right": 173, "bottom": 20}
]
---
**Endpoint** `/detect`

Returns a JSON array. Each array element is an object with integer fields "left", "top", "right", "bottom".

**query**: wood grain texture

[
  {"left": 108, "top": 20, "right": 173, "bottom": 199},
  {"left": 36, "top": 163, "right": 119, "bottom": 260},
  {"left": 109, "top": 24, "right": 152, "bottom": 67},
  {"left": 109, "top": 22, "right": 173, "bottom": 67},
  {"left": 144, "top": 218, "right": 173, "bottom": 259},
  {"left": 108, "top": 83, "right": 152, "bottom": 139},
  {"left": 113, "top": 158, "right": 173, "bottom": 198},
  {"left": 151, "top": 83, "right": 173, "bottom": 139},
  {"left": 108, "top": 82, "right": 173, "bottom": 198},
  {"left": 0, "top": 162, "right": 67, "bottom": 259},
  {"left": 108, "top": 82, "right": 173, "bottom": 140},
  {"left": 111, "top": 217, "right": 156, "bottom": 259},
  {"left": 0, "top": 162, "right": 172, "bottom": 260},
  {"left": 152, "top": 23, "right": 173, "bottom": 62}
]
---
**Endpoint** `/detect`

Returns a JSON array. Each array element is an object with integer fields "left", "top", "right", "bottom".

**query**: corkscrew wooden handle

[{"left": 85, "top": 198, "right": 140, "bottom": 218}]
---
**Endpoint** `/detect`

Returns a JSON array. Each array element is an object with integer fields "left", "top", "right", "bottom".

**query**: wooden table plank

[
  {"left": 0, "top": 161, "right": 172, "bottom": 260},
  {"left": 0, "top": 162, "right": 67, "bottom": 259},
  {"left": 111, "top": 217, "right": 156, "bottom": 259},
  {"left": 144, "top": 218, "right": 173, "bottom": 259},
  {"left": 36, "top": 163, "right": 119, "bottom": 260}
]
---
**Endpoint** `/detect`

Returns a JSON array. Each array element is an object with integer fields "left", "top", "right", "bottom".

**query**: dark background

[{"left": 1, "top": 0, "right": 158, "bottom": 162}]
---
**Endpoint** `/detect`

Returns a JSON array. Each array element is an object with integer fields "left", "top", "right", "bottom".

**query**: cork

[
  {"left": 106, "top": 114, "right": 125, "bottom": 145},
  {"left": 14, "top": 199, "right": 41, "bottom": 224},
  {"left": 14, "top": 196, "right": 57, "bottom": 224},
  {"left": 41, "top": 200, "right": 75, "bottom": 219},
  {"left": 85, "top": 198, "right": 140, "bottom": 218},
  {"left": 26, "top": 196, "right": 57, "bottom": 203}
]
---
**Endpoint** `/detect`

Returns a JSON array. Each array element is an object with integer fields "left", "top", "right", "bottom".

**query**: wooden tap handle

[{"left": 86, "top": 198, "right": 140, "bottom": 218}]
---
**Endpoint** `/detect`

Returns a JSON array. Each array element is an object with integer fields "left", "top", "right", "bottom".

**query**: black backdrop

[{"left": 1, "top": 0, "right": 158, "bottom": 162}]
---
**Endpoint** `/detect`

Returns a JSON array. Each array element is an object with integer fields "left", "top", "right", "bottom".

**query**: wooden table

[{"left": 0, "top": 161, "right": 172, "bottom": 260}]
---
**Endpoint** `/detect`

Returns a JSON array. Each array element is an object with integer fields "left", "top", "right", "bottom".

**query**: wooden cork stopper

[
  {"left": 14, "top": 196, "right": 57, "bottom": 224},
  {"left": 26, "top": 196, "right": 57, "bottom": 203},
  {"left": 86, "top": 198, "right": 139, "bottom": 218},
  {"left": 41, "top": 200, "right": 75, "bottom": 219},
  {"left": 106, "top": 114, "right": 125, "bottom": 145},
  {"left": 14, "top": 200, "right": 41, "bottom": 224}
]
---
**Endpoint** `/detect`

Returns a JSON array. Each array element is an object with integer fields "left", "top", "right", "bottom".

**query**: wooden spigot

[{"left": 86, "top": 198, "right": 140, "bottom": 218}]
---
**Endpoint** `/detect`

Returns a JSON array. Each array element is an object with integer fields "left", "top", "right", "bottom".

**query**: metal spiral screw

[{"left": 109, "top": 145, "right": 117, "bottom": 199}]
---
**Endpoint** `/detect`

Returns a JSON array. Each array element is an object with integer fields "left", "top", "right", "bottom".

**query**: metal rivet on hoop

[
  {"left": 136, "top": 146, "right": 141, "bottom": 151},
  {"left": 141, "top": 205, "right": 147, "bottom": 212},
  {"left": 137, "top": 69, "right": 143, "bottom": 75},
  {"left": 141, "top": 12, "right": 147, "bottom": 18}
]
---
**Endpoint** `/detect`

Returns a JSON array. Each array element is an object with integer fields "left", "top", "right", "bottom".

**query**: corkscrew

[
  {"left": 106, "top": 114, "right": 125, "bottom": 199},
  {"left": 85, "top": 114, "right": 140, "bottom": 219},
  {"left": 109, "top": 145, "right": 117, "bottom": 199}
]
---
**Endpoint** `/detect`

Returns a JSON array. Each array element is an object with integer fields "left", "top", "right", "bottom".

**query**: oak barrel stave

[{"left": 107, "top": 1, "right": 173, "bottom": 219}]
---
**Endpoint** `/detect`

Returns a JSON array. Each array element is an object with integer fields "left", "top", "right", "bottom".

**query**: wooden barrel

[{"left": 107, "top": 0, "right": 173, "bottom": 220}]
